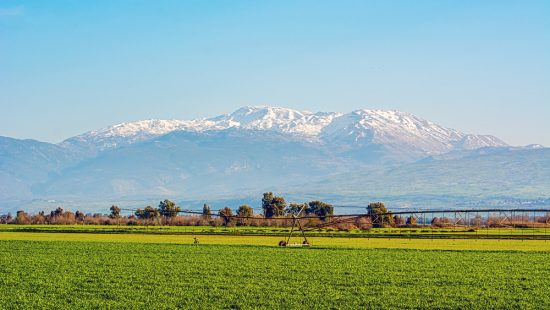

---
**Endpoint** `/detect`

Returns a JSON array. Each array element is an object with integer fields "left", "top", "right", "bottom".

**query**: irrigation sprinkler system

[
  {"left": 120, "top": 207, "right": 550, "bottom": 246},
  {"left": 279, "top": 204, "right": 309, "bottom": 247}
]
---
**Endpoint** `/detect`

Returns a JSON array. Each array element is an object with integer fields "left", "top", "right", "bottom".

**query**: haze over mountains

[{"left": 1, "top": 106, "right": 548, "bottom": 212}]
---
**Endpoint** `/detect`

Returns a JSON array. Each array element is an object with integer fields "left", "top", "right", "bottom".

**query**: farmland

[
  {"left": 2, "top": 224, "right": 550, "bottom": 239},
  {"left": 1, "top": 228, "right": 550, "bottom": 309},
  {"left": 2, "top": 231, "right": 550, "bottom": 251}
]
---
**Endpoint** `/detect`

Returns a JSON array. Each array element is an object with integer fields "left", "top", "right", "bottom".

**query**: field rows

[
  {"left": 2, "top": 231, "right": 550, "bottom": 251},
  {"left": 1, "top": 240, "right": 550, "bottom": 309},
  {"left": 2, "top": 224, "right": 550, "bottom": 239}
]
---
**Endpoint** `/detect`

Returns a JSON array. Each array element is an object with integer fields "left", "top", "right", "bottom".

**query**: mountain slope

[
  {"left": 0, "top": 106, "right": 529, "bottom": 210},
  {"left": 39, "top": 129, "right": 354, "bottom": 199},
  {"left": 294, "top": 147, "right": 550, "bottom": 205},
  {"left": 320, "top": 109, "right": 507, "bottom": 164},
  {"left": 61, "top": 106, "right": 507, "bottom": 163},
  {"left": 0, "top": 136, "right": 77, "bottom": 199}
]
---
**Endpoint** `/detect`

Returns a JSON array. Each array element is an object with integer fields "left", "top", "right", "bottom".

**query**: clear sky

[{"left": 1, "top": 0, "right": 548, "bottom": 145}]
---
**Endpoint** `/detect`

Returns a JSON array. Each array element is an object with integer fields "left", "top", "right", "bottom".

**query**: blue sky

[{"left": 1, "top": 0, "right": 548, "bottom": 145}]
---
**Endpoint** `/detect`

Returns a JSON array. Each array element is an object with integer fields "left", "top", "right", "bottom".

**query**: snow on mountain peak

[
  {"left": 210, "top": 106, "right": 342, "bottom": 135},
  {"left": 89, "top": 119, "right": 188, "bottom": 138},
  {"left": 61, "top": 119, "right": 194, "bottom": 151},
  {"left": 61, "top": 106, "right": 507, "bottom": 155},
  {"left": 321, "top": 108, "right": 505, "bottom": 154}
]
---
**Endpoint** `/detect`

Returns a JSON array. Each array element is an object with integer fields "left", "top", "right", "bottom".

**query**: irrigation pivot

[
  {"left": 279, "top": 203, "right": 310, "bottom": 247},
  {"left": 119, "top": 206, "right": 550, "bottom": 245}
]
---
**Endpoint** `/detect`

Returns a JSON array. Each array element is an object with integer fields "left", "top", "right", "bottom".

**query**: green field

[
  {"left": 1, "top": 228, "right": 550, "bottom": 309},
  {"left": 2, "top": 231, "right": 550, "bottom": 251},
  {"left": 2, "top": 224, "right": 550, "bottom": 239}
]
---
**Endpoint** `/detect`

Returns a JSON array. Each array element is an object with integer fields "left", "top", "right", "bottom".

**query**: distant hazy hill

[
  {"left": 0, "top": 137, "right": 78, "bottom": 200},
  {"left": 35, "top": 129, "right": 352, "bottom": 199},
  {"left": 2, "top": 106, "right": 546, "bottom": 212},
  {"left": 294, "top": 147, "right": 550, "bottom": 204}
]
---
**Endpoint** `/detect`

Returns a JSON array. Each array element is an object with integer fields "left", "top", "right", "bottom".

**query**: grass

[
  {"left": 2, "top": 224, "right": 550, "bottom": 239},
  {"left": 2, "top": 227, "right": 550, "bottom": 308},
  {"left": 2, "top": 231, "right": 550, "bottom": 251},
  {"left": 1, "top": 239, "right": 550, "bottom": 309}
]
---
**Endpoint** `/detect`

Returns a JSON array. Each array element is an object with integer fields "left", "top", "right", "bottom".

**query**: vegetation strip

[
  {"left": 2, "top": 231, "right": 550, "bottom": 251},
  {"left": 2, "top": 224, "right": 550, "bottom": 240}
]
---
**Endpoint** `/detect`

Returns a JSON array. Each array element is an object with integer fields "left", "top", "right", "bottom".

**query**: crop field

[
  {"left": 1, "top": 230, "right": 550, "bottom": 309},
  {"left": 2, "top": 224, "right": 550, "bottom": 239},
  {"left": 2, "top": 231, "right": 550, "bottom": 251}
]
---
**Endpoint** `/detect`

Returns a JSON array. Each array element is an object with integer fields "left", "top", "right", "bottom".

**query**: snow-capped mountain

[
  {"left": 61, "top": 106, "right": 506, "bottom": 158},
  {"left": 2, "top": 105, "right": 548, "bottom": 212},
  {"left": 209, "top": 106, "right": 342, "bottom": 136},
  {"left": 61, "top": 106, "right": 342, "bottom": 153},
  {"left": 320, "top": 109, "right": 507, "bottom": 156},
  {"left": 61, "top": 119, "right": 203, "bottom": 153}
]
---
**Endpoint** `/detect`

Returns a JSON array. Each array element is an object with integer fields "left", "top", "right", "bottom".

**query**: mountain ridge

[
  {"left": 2, "top": 106, "right": 545, "bottom": 213},
  {"left": 60, "top": 106, "right": 507, "bottom": 157}
]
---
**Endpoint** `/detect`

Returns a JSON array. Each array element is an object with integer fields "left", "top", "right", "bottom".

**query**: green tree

[
  {"left": 218, "top": 207, "right": 234, "bottom": 226},
  {"left": 202, "top": 204, "right": 212, "bottom": 220},
  {"left": 307, "top": 201, "right": 334, "bottom": 221},
  {"left": 51, "top": 207, "right": 64, "bottom": 218},
  {"left": 109, "top": 205, "right": 121, "bottom": 219},
  {"left": 135, "top": 206, "right": 160, "bottom": 220},
  {"left": 262, "top": 192, "right": 274, "bottom": 217},
  {"left": 367, "top": 202, "right": 394, "bottom": 228},
  {"left": 75, "top": 211, "right": 86, "bottom": 222},
  {"left": 286, "top": 203, "right": 308, "bottom": 216},
  {"left": 158, "top": 199, "right": 180, "bottom": 218},
  {"left": 262, "top": 192, "right": 286, "bottom": 218},
  {"left": 236, "top": 205, "right": 254, "bottom": 226}
]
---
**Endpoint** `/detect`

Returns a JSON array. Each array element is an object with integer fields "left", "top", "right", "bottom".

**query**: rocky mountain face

[{"left": 2, "top": 106, "right": 541, "bottom": 212}]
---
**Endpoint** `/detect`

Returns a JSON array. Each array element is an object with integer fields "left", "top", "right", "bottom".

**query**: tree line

[
  {"left": 0, "top": 193, "right": 337, "bottom": 228},
  {"left": 3, "top": 195, "right": 547, "bottom": 229},
  {"left": 0, "top": 199, "right": 403, "bottom": 230}
]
